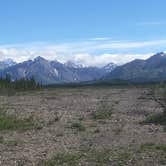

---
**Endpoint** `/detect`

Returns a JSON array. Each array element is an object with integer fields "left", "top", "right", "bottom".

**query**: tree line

[{"left": 0, "top": 75, "right": 42, "bottom": 91}]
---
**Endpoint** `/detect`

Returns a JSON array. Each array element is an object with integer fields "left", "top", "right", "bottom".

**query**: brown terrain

[{"left": 0, "top": 86, "right": 166, "bottom": 166}]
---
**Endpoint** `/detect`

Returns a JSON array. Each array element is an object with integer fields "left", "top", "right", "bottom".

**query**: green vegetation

[
  {"left": 42, "top": 143, "right": 166, "bottom": 166},
  {"left": 42, "top": 149, "right": 132, "bottom": 166},
  {"left": 86, "top": 150, "right": 112, "bottom": 165},
  {"left": 150, "top": 83, "right": 166, "bottom": 112},
  {"left": 0, "top": 75, "right": 42, "bottom": 95},
  {"left": 142, "top": 83, "right": 166, "bottom": 125},
  {"left": 142, "top": 113, "right": 166, "bottom": 125},
  {"left": 45, "top": 79, "right": 131, "bottom": 89},
  {"left": 140, "top": 143, "right": 166, "bottom": 153},
  {"left": 91, "top": 98, "right": 113, "bottom": 120},
  {"left": 43, "top": 152, "right": 82, "bottom": 166},
  {"left": 0, "top": 108, "right": 39, "bottom": 131},
  {"left": 70, "top": 122, "right": 86, "bottom": 131},
  {"left": 0, "top": 136, "right": 20, "bottom": 146}
]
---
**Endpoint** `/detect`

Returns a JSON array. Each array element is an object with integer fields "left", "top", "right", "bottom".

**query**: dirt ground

[{"left": 0, "top": 86, "right": 166, "bottom": 166}]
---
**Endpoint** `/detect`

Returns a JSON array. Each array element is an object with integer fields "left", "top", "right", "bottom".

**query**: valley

[{"left": 0, "top": 86, "right": 166, "bottom": 165}]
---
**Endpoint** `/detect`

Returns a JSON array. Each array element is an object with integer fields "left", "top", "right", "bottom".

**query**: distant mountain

[
  {"left": 0, "top": 56, "right": 116, "bottom": 84},
  {"left": 3, "top": 52, "right": 166, "bottom": 84},
  {"left": 64, "top": 60, "right": 83, "bottom": 68},
  {"left": 0, "top": 59, "right": 16, "bottom": 70},
  {"left": 104, "top": 52, "right": 166, "bottom": 82},
  {"left": 102, "top": 62, "right": 117, "bottom": 73}
]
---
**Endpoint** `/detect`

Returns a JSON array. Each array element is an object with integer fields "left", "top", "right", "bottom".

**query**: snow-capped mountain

[
  {"left": 64, "top": 61, "right": 83, "bottom": 68},
  {"left": 102, "top": 63, "right": 117, "bottom": 73},
  {"left": 0, "top": 56, "right": 116, "bottom": 84},
  {"left": 104, "top": 52, "right": 166, "bottom": 82},
  {"left": 0, "top": 59, "right": 16, "bottom": 70},
  {"left": 2, "top": 52, "right": 166, "bottom": 84}
]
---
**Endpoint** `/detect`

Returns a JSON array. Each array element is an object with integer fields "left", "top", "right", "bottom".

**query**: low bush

[
  {"left": 142, "top": 113, "right": 166, "bottom": 125},
  {"left": 91, "top": 102, "right": 113, "bottom": 120},
  {"left": 70, "top": 122, "right": 86, "bottom": 131},
  {"left": 0, "top": 108, "right": 40, "bottom": 131}
]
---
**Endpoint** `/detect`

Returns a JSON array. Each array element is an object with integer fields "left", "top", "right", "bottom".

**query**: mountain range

[
  {"left": 104, "top": 52, "right": 166, "bottom": 82},
  {"left": 1, "top": 52, "right": 166, "bottom": 84},
  {"left": 0, "top": 59, "right": 16, "bottom": 70},
  {"left": 0, "top": 57, "right": 116, "bottom": 84}
]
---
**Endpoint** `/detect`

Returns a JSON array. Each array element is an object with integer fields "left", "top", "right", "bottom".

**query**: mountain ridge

[
  {"left": 2, "top": 52, "right": 166, "bottom": 85},
  {"left": 104, "top": 52, "right": 166, "bottom": 82},
  {"left": 0, "top": 56, "right": 116, "bottom": 84}
]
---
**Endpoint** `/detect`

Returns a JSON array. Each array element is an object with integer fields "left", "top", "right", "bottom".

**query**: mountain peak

[
  {"left": 0, "top": 58, "right": 16, "bottom": 70},
  {"left": 147, "top": 52, "right": 166, "bottom": 62},
  {"left": 64, "top": 60, "right": 83, "bottom": 68},
  {"left": 34, "top": 56, "right": 47, "bottom": 62},
  {"left": 3, "top": 58, "right": 16, "bottom": 66},
  {"left": 154, "top": 52, "right": 166, "bottom": 57},
  {"left": 102, "top": 62, "right": 117, "bottom": 72}
]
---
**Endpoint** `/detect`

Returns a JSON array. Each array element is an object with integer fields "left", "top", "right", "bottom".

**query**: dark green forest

[{"left": 0, "top": 75, "right": 42, "bottom": 93}]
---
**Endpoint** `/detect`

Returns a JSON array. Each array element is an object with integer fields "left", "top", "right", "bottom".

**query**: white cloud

[
  {"left": 0, "top": 38, "right": 164, "bottom": 66},
  {"left": 41, "top": 39, "right": 166, "bottom": 53},
  {"left": 89, "top": 37, "right": 112, "bottom": 41},
  {"left": 70, "top": 53, "right": 152, "bottom": 67}
]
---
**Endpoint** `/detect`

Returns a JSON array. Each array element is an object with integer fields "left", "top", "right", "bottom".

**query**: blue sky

[{"left": 0, "top": 0, "right": 166, "bottom": 66}]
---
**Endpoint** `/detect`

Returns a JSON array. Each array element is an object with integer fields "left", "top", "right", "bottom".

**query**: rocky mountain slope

[
  {"left": 104, "top": 52, "right": 166, "bottom": 82},
  {"left": 0, "top": 56, "right": 116, "bottom": 84}
]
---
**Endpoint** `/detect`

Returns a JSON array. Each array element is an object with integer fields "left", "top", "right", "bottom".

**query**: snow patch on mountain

[{"left": 54, "top": 68, "right": 59, "bottom": 76}]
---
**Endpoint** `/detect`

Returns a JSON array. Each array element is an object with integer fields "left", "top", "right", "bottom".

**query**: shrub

[
  {"left": 70, "top": 122, "right": 86, "bottom": 131},
  {"left": 140, "top": 143, "right": 166, "bottom": 153},
  {"left": 91, "top": 102, "right": 112, "bottom": 120},
  {"left": 43, "top": 153, "right": 82, "bottom": 166},
  {"left": 143, "top": 83, "right": 166, "bottom": 125},
  {"left": 142, "top": 113, "right": 166, "bottom": 125},
  {"left": 0, "top": 108, "right": 39, "bottom": 131}
]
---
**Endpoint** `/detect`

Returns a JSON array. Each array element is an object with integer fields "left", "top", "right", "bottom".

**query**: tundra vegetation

[
  {"left": 142, "top": 83, "right": 166, "bottom": 126},
  {"left": 0, "top": 82, "right": 166, "bottom": 165}
]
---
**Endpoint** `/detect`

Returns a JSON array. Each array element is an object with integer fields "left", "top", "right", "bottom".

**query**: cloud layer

[{"left": 0, "top": 38, "right": 165, "bottom": 66}]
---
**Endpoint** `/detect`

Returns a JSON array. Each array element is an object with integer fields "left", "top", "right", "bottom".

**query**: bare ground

[{"left": 0, "top": 86, "right": 166, "bottom": 166}]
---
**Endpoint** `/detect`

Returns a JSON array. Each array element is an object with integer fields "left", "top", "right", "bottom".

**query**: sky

[{"left": 0, "top": 0, "right": 166, "bottom": 66}]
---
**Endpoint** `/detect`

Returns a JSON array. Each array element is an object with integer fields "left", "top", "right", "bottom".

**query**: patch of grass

[
  {"left": 140, "top": 143, "right": 156, "bottom": 151},
  {"left": 42, "top": 149, "right": 132, "bottom": 166},
  {"left": 91, "top": 105, "right": 113, "bottom": 120},
  {"left": 140, "top": 143, "right": 166, "bottom": 152},
  {"left": 70, "top": 122, "right": 86, "bottom": 131},
  {"left": 0, "top": 108, "right": 40, "bottom": 131},
  {"left": 141, "top": 113, "right": 166, "bottom": 125},
  {"left": 85, "top": 150, "right": 111, "bottom": 165},
  {"left": 43, "top": 152, "right": 82, "bottom": 166},
  {"left": 4, "top": 140, "right": 19, "bottom": 146},
  {"left": 113, "top": 152, "right": 131, "bottom": 166},
  {"left": 155, "top": 144, "right": 166, "bottom": 152},
  {"left": 0, "top": 136, "right": 20, "bottom": 146}
]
